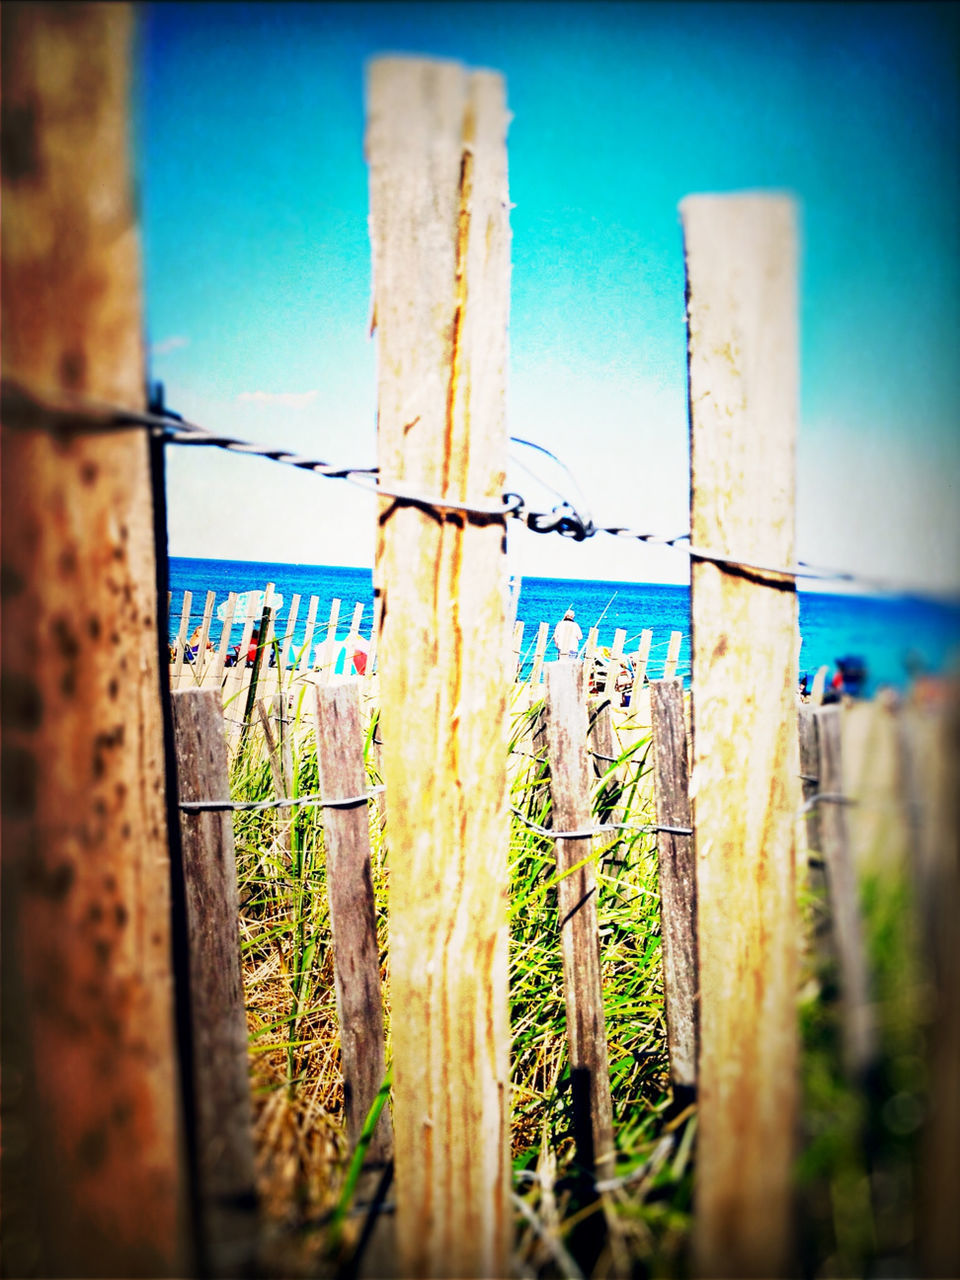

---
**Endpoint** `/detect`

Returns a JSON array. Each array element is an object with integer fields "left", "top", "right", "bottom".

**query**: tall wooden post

[
  {"left": 367, "top": 56, "right": 512, "bottom": 1278},
  {"left": 172, "top": 691, "right": 259, "bottom": 1279},
  {"left": 545, "top": 663, "right": 616, "bottom": 1183},
  {"left": 649, "top": 679, "right": 698, "bottom": 1094},
  {"left": 682, "top": 193, "right": 801, "bottom": 1278},
  {"left": 1, "top": 4, "right": 190, "bottom": 1274}
]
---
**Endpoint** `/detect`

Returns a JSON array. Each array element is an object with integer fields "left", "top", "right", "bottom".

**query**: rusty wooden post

[
  {"left": 682, "top": 193, "right": 801, "bottom": 1278},
  {"left": 649, "top": 678, "right": 698, "bottom": 1096},
  {"left": 0, "top": 4, "right": 190, "bottom": 1273},
  {"left": 367, "top": 55, "right": 512, "bottom": 1278},
  {"left": 313, "top": 680, "right": 392, "bottom": 1163},
  {"left": 544, "top": 662, "right": 616, "bottom": 1183},
  {"left": 172, "top": 690, "right": 259, "bottom": 1278}
]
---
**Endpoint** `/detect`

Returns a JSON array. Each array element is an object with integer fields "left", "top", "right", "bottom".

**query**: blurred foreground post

[
  {"left": 367, "top": 56, "right": 512, "bottom": 1277},
  {"left": 1, "top": 4, "right": 189, "bottom": 1273},
  {"left": 682, "top": 193, "right": 801, "bottom": 1277}
]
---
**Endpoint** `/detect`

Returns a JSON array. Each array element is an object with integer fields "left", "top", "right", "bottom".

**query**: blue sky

[{"left": 137, "top": 1, "right": 959, "bottom": 592}]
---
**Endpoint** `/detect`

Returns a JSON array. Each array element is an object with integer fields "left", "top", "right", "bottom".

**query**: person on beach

[
  {"left": 552, "top": 608, "right": 582, "bottom": 659},
  {"left": 246, "top": 627, "right": 261, "bottom": 666},
  {"left": 186, "top": 625, "right": 214, "bottom": 663}
]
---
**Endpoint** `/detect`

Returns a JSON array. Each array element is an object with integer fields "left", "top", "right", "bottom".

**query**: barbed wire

[
  {"left": 179, "top": 785, "right": 384, "bottom": 813},
  {"left": 509, "top": 805, "right": 692, "bottom": 839},
  {"left": 4, "top": 376, "right": 955, "bottom": 600}
]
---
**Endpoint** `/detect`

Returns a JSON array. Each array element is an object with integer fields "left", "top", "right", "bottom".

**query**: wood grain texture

[
  {"left": 649, "top": 679, "right": 698, "bottom": 1091},
  {"left": 544, "top": 662, "right": 615, "bottom": 1182},
  {"left": 367, "top": 55, "right": 512, "bottom": 1278},
  {"left": 172, "top": 690, "right": 259, "bottom": 1278},
  {"left": 0, "top": 6, "right": 190, "bottom": 1274},
  {"left": 682, "top": 193, "right": 801, "bottom": 1278},
  {"left": 313, "top": 679, "right": 392, "bottom": 1164},
  {"left": 814, "top": 705, "right": 876, "bottom": 1077}
]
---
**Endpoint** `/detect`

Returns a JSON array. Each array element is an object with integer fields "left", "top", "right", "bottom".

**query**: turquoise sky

[{"left": 137, "top": 1, "right": 959, "bottom": 592}]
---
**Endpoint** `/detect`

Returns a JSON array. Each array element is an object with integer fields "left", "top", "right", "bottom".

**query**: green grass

[{"left": 224, "top": 672, "right": 929, "bottom": 1279}]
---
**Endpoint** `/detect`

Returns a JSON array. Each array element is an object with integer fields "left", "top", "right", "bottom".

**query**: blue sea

[{"left": 168, "top": 556, "right": 960, "bottom": 694}]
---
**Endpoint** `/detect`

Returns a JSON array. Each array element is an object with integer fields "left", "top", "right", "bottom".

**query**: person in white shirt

[{"left": 552, "top": 608, "right": 582, "bottom": 659}]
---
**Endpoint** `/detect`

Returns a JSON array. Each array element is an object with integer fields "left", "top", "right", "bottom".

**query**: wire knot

[{"left": 524, "top": 502, "right": 595, "bottom": 542}]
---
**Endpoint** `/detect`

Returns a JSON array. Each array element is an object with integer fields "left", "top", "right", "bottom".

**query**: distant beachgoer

[
  {"left": 246, "top": 627, "right": 261, "bottom": 666},
  {"left": 552, "top": 608, "right": 582, "bottom": 659},
  {"left": 349, "top": 633, "right": 370, "bottom": 676},
  {"left": 186, "top": 625, "right": 214, "bottom": 663},
  {"left": 832, "top": 654, "right": 867, "bottom": 698}
]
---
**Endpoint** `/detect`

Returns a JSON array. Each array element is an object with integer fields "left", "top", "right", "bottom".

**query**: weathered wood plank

[
  {"left": 602, "top": 627, "right": 627, "bottom": 701},
  {"left": 629, "top": 628, "right": 653, "bottom": 705},
  {"left": 172, "top": 689, "right": 259, "bottom": 1278},
  {"left": 815, "top": 704, "right": 876, "bottom": 1077},
  {"left": 530, "top": 620, "right": 550, "bottom": 686},
  {"left": 662, "top": 630, "right": 682, "bottom": 682},
  {"left": 798, "top": 702, "right": 833, "bottom": 971},
  {"left": 281, "top": 593, "right": 301, "bottom": 670},
  {"left": 173, "top": 589, "right": 193, "bottom": 686},
  {"left": 544, "top": 662, "right": 615, "bottom": 1182},
  {"left": 0, "top": 5, "right": 189, "bottom": 1272},
  {"left": 214, "top": 590, "right": 238, "bottom": 681},
  {"left": 367, "top": 55, "right": 512, "bottom": 1278},
  {"left": 298, "top": 593, "right": 320, "bottom": 673},
  {"left": 649, "top": 678, "right": 698, "bottom": 1093},
  {"left": 682, "top": 192, "right": 801, "bottom": 1277},
  {"left": 313, "top": 680, "right": 392, "bottom": 1163}
]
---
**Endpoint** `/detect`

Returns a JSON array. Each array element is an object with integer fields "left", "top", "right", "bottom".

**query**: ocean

[{"left": 168, "top": 555, "right": 960, "bottom": 694}]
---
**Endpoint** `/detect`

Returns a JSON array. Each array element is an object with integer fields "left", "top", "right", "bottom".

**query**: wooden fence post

[
  {"left": 798, "top": 703, "right": 833, "bottom": 969},
  {"left": 662, "top": 630, "right": 682, "bottom": 682},
  {"left": 649, "top": 679, "right": 698, "bottom": 1095},
  {"left": 313, "top": 681, "right": 392, "bottom": 1163},
  {"left": 631, "top": 628, "right": 653, "bottom": 694},
  {"left": 367, "top": 55, "right": 512, "bottom": 1277},
  {"left": 214, "top": 591, "right": 239, "bottom": 682},
  {"left": 602, "top": 627, "right": 627, "bottom": 701},
  {"left": 513, "top": 619, "right": 525, "bottom": 679},
  {"left": 814, "top": 704, "right": 876, "bottom": 1077},
  {"left": 173, "top": 588, "right": 193, "bottom": 686},
  {"left": 172, "top": 690, "right": 259, "bottom": 1278},
  {"left": 682, "top": 193, "right": 801, "bottom": 1277},
  {"left": 281, "top": 592, "right": 301, "bottom": 670},
  {"left": 298, "top": 594, "right": 320, "bottom": 673},
  {"left": 544, "top": 662, "right": 616, "bottom": 1181},
  {"left": 318, "top": 596, "right": 341, "bottom": 682},
  {"left": 0, "top": 5, "right": 189, "bottom": 1273},
  {"left": 914, "top": 690, "right": 960, "bottom": 1277},
  {"left": 531, "top": 620, "right": 550, "bottom": 686}
]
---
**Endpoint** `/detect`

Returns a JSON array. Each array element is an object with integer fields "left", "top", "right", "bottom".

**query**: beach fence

[{"left": 3, "top": 8, "right": 958, "bottom": 1279}]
